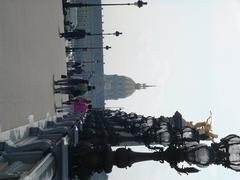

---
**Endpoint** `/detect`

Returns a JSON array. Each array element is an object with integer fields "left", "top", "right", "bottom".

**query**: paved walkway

[{"left": 0, "top": 0, "right": 67, "bottom": 132}]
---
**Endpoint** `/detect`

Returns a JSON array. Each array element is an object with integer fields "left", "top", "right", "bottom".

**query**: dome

[{"left": 104, "top": 74, "right": 154, "bottom": 100}]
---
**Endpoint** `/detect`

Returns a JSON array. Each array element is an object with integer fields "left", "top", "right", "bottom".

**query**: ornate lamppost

[
  {"left": 64, "top": 0, "right": 148, "bottom": 8},
  {"left": 69, "top": 133, "right": 240, "bottom": 179},
  {"left": 66, "top": 46, "right": 111, "bottom": 52},
  {"left": 59, "top": 30, "right": 122, "bottom": 40},
  {"left": 85, "top": 110, "right": 216, "bottom": 148},
  {"left": 66, "top": 109, "right": 240, "bottom": 179}
]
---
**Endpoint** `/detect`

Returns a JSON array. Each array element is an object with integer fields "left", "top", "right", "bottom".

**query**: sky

[{"left": 101, "top": 0, "right": 240, "bottom": 180}]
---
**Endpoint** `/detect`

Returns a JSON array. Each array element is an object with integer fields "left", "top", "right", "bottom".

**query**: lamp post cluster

[
  {"left": 60, "top": 30, "right": 121, "bottom": 53},
  {"left": 61, "top": 1, "right": 147, "bottom": 52},
  {"left": 69, "top": 109, "right": 240, "bottom": 179}
]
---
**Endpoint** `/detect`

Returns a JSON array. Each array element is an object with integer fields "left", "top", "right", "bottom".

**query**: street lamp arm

[
  {"left": 65, "top": 2, "right": 133, "bottom": 7},
  {"left": 65, "top": 46, "right": 111, "bottom": 52},
  {"left": 87, "top": 31, "right": 122, "bottom": 37},
  {"left": 64, "top": 1, "right": 147, "bottom": 8}
]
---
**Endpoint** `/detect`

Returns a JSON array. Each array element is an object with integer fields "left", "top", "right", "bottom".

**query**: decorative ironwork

[
  {"left": 94, "top": 110, "right": 216, "bottom": 148},
  {"left": 67, "top": 110, "right": 240, "bottom": 178}
]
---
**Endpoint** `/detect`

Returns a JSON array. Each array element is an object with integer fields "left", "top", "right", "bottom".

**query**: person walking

[
  {"left": 67, "top": 66, "right": 84, "bottom": 75},
  {"left": 62, "top": 97, "right": 92, "bottom": 105},
  {"left": 54, "top": 84, "right": 95, "bottom": 97},
  {"left": 56, "top": 101, "right": 92, "bottom": 113},
  {"left": 54, "top": 78, "right": 89, "bottom": 86},
  {"left": 67, "top": 62, "right": 84, "bottom": 69},
  {"left": 59, "top": 29, "right": 87, "bottom": 40},
  {"left": 73, "top": 101, "right": 92, "bottom": 113}
]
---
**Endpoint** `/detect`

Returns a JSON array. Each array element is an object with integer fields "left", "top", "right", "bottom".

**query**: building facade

[{"left": 70, "top": 0, "right": 105, "bottom": 108}]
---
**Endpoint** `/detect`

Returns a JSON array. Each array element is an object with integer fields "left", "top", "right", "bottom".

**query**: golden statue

[{"left": 186, "top": 111, "right": 218, "bottom": 141}]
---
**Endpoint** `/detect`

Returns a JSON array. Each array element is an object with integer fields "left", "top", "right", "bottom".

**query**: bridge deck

[{"left": 0, "top": 0, "right": 67, "bottom": 132}]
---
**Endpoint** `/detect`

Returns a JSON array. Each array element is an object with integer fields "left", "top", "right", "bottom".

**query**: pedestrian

[
  {"left": 54, "top": 78, "right": 89, "bottom": 86},
  {"left": 59, "top": 29, "right": 87, "bottom": 39},
  {"left": 56, "top": 101, "right": 92, "bottom": 113},
  {"left": 67, "top": 67, "right": 85, "bottom": 76},
  {"left": 62, "top": 97, "right": 91, "bottom": 105},
  {"left": 73, "top": 101, "right": 92, "bottom": 113},
  {"left": 54, "top": 85, "right": 95, "bottom": 97},
  {"left": 67, "top": 62, "right": 84, "bottom": 69}
]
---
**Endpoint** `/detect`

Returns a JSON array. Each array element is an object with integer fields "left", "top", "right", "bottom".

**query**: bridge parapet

[{"left": 0, "top": 112, "right": 85, "bottom": 180}]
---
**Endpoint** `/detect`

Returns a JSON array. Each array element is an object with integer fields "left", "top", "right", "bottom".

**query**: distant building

[
  {"left": 104, "top": 74, "right": 155, "bottom": 100},
  {"left": 90, "top": 172, "right": 108, "bottom": 180},
  {"left": 68, "top": 1, "right": 153, "bottom": 107},
  {"left": 72, "top": 0, "right": 105, "bottom": 108}
]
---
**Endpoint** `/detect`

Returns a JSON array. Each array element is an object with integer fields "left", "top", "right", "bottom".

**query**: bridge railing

[{"left": 0, "top": 113, "right": 85, "bottom": 180}]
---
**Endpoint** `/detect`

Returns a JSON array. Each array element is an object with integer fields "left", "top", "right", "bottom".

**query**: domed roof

[
  {"left": 104, "top": 74, "right": 154, "bottom": 100},
  {"left": 120, "top": 76, "right": 137, "bottom": 96}
]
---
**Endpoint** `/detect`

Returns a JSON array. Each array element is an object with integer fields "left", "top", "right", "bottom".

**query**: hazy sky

[{"left": 102, "top": 0, "right": 240, "bottom": 180}]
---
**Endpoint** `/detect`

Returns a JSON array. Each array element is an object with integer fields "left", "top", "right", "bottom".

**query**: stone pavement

[{"left": 0, "top": 0, "right": 67, "bottom": 132}]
